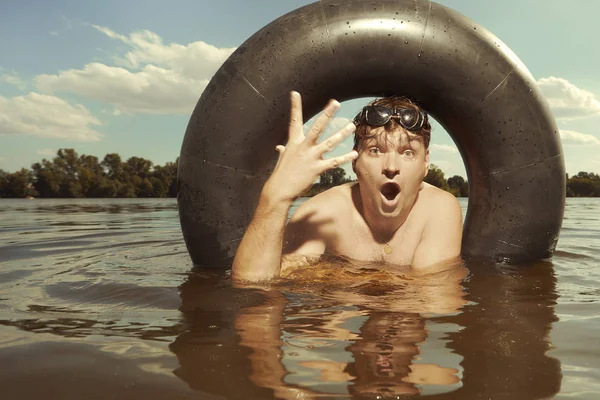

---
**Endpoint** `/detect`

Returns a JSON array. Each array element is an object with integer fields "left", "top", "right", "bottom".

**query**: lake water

[{"left": 0, "top": 197, "right": 599, "bottom": 399}]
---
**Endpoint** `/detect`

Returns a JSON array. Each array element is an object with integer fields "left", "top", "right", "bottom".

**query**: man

[{"left": 232, "top": 91, "right": 462, "bottom": 281}]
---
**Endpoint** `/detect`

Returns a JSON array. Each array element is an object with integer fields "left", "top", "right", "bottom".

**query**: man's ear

[
  {"left": 352, "top": 151, "right": 358, "bottom": 174},
  {"left": 424, "top": 148, "right": 430, "bottom": 178}
]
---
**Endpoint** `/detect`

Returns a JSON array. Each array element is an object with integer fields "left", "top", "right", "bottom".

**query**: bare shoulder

[
  {"left": 417, "top": 183, "right": 462, "bottom": 218},
  {"left": 289, "top": 183, "right": 354, "bottom": 224},
  {"left": 411, "top": 184, "right": 463, "bottom": 269},
  {"left": 284, "top": 183, "right": 354, "bottom": 255}
]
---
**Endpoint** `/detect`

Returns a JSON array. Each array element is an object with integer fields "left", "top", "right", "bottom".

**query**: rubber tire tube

[{"left": 177, "top": 0, "right": 565, "bottom": 267}]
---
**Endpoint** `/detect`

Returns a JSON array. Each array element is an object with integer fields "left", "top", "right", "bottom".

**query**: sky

[{"left": 1, "top": 0, "right": 600, "bottom": 180}]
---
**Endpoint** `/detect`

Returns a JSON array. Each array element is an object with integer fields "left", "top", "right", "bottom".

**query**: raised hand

[{"left": 264, "top": 91, "right": 359, "bottom": 203}]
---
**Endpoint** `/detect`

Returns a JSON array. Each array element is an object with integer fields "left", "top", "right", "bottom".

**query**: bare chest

[{"left": 326, "top": 217, "right": 424, "bottom": 265}]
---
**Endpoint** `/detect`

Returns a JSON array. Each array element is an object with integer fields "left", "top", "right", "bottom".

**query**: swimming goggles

[{"left": 353, "top": 105, "right": 426, "bottom": 131}]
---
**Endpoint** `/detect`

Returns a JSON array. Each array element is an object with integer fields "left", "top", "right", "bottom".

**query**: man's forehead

[{"left": 364, "top": 129, "right": 424, "bottom": 146}]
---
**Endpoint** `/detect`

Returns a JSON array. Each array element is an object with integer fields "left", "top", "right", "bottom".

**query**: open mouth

[
  {"left": 376, "top": 354, "right": 393, "bottom": 373},
  {"left": 380, "top": 182, "right": 400, "bottom": 201}
]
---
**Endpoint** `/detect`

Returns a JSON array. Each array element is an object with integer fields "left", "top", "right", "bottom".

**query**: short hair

[{"left": 353, "top": 96, "right": 431, "bottom": 151}]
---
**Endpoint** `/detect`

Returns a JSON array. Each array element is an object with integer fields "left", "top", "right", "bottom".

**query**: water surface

[{"left": 0, "top": 198, "right": 599, "bottom": 399}]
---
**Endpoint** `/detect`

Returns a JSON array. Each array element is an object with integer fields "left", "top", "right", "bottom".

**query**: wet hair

[{"left": 353, "top": 96, "right": 431, "bottom": 151}]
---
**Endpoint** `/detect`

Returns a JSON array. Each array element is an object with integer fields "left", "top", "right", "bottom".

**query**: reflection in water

[
  {"left": 170, "top": 259, "right": 561, "bottom": 399},
  {"left": 436, "top": 261, "right": 562, "bottom": 399},
  {"left": 347, "top": 312, "right": 457, "bottom": 398},
  {"left": 169, "top": 271, "right": 277, "bottom": 399},
  {"left": 0, "top": 257, "right": 565, "bottom": 399},
  {"left": 4, "top": 198, "right": 596, "bottom": 398}
]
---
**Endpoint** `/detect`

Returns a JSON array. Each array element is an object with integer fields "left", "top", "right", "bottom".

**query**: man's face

[{"left": 353, "top": 128, "right": 429, "bottom": 218}]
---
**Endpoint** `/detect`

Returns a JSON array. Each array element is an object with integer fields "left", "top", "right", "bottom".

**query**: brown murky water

[{"left": 0, "top": 198, "right": 599, "bottom": 399}]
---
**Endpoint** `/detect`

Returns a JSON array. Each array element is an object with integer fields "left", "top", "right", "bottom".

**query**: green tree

[
  {"left": 447, "top": 175, "right": 469, "bottom": 197},
  {"left": 424, "top": 164, "right": 450, "bottom": 191},
  {"left": 102, "top": 153, "right": 124, "bottom": 181},
  {"left": 3, "top": 169, "right": 37, "bottom": 198},
  {"left": 118, "top": 181, "right": 137, "bottom": 198},
  {"left": 126, "top": 157, "right": 153, "bottom": 179},
  {"left": 320, "top": 167, "right": 350, "bottom": 187},
  {"left": 78, "top": 154, "right": 105, "bottom": 197},
  {"left": 101, "top": 153, "right": 132, "bottom": 197},
  {"left": 152, "top": 159, "right": 178, "bottom": 198},
  {"left": 149, "top": 177, "right": 168, "bottom": 197},
  {"left": 5, "top": 150, "right": 184, "bottom": 198},
  {"left": 32, "top": 159, "right": 64, "bottom": 197},
  {"left": 32, "top": 149, "right": 126, "bottom": 198},
  {"left": 124, "top": 156, "right": 154, "bottom": 197},
  {"left": 137, "top": 177, "right": 154, "bottom": 197},
  {"left": 52, "top": 149, "right": 83, "bottom": 197},
  {"left": 0, "top": 169, "right": 7, "bottom": 197},
  {"left": 567, "top": 171, "right": 600, "bottom": 197},
  {"left": 168, "top": 158, "right": 179, "bottom": 197}
]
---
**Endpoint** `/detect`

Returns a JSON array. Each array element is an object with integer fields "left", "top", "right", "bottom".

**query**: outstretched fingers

[
  {"left": 305, "top": 99, "right": 341, "bottom": 145},
  {"left": 288, "top": 91, "right": 304, "bottom": 143},
  {"left": 274, "top": 145, "right": 286, "bottom": 167},
  {"left": 315, "top": 122, "right": 356, "bottom": 155},
  {"left": 322, "top": 150, "right": 359, "bottom": 170}
]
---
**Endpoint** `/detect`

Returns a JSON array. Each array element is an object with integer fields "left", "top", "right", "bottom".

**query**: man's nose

[{"left": 383, "top": 154, "right": 399, "bottom": 179}]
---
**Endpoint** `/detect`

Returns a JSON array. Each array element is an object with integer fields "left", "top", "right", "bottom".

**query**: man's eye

[
  {"left": 403, "top": 150, "right": 414, "bottom": 157},
  {"left": 369, "top": 147, "right": 381, "bottom": 154}
]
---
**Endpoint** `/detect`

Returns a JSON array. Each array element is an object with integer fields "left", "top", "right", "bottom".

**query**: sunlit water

[{"left": 0, "top": 198, "right": 599, "bottom": 399}]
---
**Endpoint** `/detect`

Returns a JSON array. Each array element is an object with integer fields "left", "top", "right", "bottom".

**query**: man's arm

[
  {"left": 231, "top": 91, "right": 357, "bottom": 282},
  {"left": 412, "top": 190, "right": 463, "bottom": 269},
  {"left": 231, "top": 183, "right": 293, "bottom": 282}
]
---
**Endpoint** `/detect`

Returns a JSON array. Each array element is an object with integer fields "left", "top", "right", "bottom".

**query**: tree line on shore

[
  {"left": 0, "top": 149, "right": 177, "bottom": 198},
  {"left": 310, "top": 167, "right": 600, "bottom": 197},
  {"left": 0, "top": 148, "right": 599, "bottom": 198}
]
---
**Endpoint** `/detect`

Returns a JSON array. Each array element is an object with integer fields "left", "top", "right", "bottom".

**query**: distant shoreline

[{"left": 1, "top": 148, "right": 598, "bottom": 198}]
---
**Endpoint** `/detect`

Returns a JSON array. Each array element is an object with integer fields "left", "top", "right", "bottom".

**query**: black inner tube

[{"left": 178, "top": 0, "right": 565, "bottom": 268}]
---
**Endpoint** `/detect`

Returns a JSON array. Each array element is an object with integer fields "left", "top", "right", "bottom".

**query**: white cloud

[
  {"left": 0, "top": 70, "right": 27, "bottom": 90},
  {"left": 37, "top": 149, "right": 55, "bottom": 156},
  {"left": 537, "top": 77, "right": 600, "bottom": 120},
  {"left": 34, "top": 26, "right": 236, "bottom": 115},
  {"left": 92, "top": 25, "right": 235, "bottom": 80},
  {"left": 560, "top": 130, "right": 600, "bottom": 146},
  {"left": 431, "top": 144, "right": 458, "bottom": 153},
  {"left": 36, "top": 62, "right": 205, "bottom": 115},
  {"left": 0, "top": 93, "right": 102, "bottom": 141}
]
